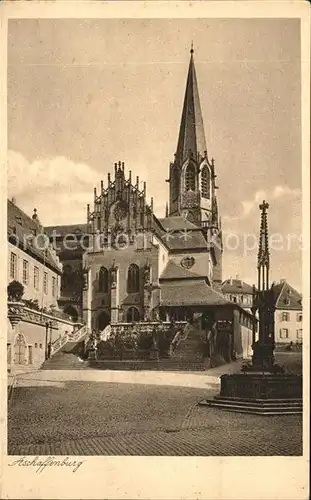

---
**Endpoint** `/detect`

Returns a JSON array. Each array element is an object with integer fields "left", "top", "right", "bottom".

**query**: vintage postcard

[{"left": 0, "top": 1, "right": 310, "bottom": 499}]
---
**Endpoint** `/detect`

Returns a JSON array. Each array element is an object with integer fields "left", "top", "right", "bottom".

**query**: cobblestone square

[{"left": 8, "top": 370, "right": 302, "bottom": 456}]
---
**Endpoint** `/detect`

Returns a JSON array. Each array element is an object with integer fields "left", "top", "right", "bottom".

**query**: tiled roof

[
  {"left": 165, "top": 229, "right": 208, "bottom": 250},
  {"left": 160, "top": 279, "right": 230, "bottom": 307},
  {"left": 45, "top": 223, "right": 88, "bottom": 237},
  {"left": 221, "top": 279, "right": 253, "bottom": 294},
  {"left": 160, "top": 260, "right": 202, "bottom": 280},
  {"left": 273, "top": 280, "right": 302, "bottom": 310},
  {"left": 7, "top": 200, "right": 61, "bottom": 273},
  {"left": 157, "top": 216, "right": 199, "bottom": 231}
]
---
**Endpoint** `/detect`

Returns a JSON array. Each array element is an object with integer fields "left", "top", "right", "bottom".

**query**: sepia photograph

[{"left": 2, "top": 3, "right": 309, "bottom": 488}]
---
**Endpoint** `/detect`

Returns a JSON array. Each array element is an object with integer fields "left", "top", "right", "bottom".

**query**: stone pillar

[
  {"left": 143, "top": 287, "right": 152, "bottom": 321},
  {"left": 110, "top": 264, "right": 119, "bottom": 324},
  {"left": 82, "top": 267, "right": 92, "bottom": 332},
  {"left": 143, "top": 264, "right": 152, "bottom": 321}
]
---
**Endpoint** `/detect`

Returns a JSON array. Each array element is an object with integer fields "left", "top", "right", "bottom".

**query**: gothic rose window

[
  {"left": 98, "top": 266, "right": 109, "bottom": 293},
  {"left": 201, "top": 166, "right": 210, "bottom": 199},
  {"left": 185, "top": 164, "right": 196, "bottom": 191},
  {"left": 127, "top": 264, "right": 140, "bottom": 293}
]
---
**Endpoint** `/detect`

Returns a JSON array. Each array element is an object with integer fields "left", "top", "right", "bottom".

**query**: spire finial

[{"left": 190, "top": 41, "right": 194, "bottom": 54}]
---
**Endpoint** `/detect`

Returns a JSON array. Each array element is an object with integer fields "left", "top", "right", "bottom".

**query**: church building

[{"left": 45, "top": 48, "right": 253, "bottom": 357}]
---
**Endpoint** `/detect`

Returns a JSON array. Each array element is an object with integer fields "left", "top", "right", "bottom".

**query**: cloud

[
  {"left": 239, "top": 186, "right": 301, "bottom": 218},
  {"left": 7, "top": 151, "right": 302, "bottom": 291},
  {"left": 222, "top": 185, "right": 302, "bottom": 290},
  {"left": 8, "top": 150, "right": 102, "bottom": 225}
]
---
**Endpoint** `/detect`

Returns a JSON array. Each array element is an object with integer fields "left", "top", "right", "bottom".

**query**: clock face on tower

[{"left": 113, "top": 201, "right": 128, "bottom": 221}]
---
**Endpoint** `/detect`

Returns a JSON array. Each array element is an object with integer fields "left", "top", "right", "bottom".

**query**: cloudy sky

[{"left": 7, "top": 18, "right": 302, "bottom": 291}]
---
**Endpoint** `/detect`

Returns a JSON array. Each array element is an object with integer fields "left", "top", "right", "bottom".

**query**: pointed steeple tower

[
  {"left": 257, "top": 200, "right": 270, "bottom": 291},
  {"left": 175, "top": 44, "right": 207, "bottom": 165},
  {"left": 167, "top": 46, "right": 219, "bottom": 229}
]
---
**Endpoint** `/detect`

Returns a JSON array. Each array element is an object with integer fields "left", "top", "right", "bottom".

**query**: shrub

[{"left": 7, "top": 280, "right": 24, "bottom": 301}]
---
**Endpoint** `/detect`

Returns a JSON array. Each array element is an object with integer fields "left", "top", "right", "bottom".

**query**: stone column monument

[{"left": 199, "top": 201, "right": 302, "bottom": 414}]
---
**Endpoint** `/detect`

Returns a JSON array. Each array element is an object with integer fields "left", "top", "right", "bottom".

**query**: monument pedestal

[{"left": 199, "top": 372, "right": 302, "bottom": 415}]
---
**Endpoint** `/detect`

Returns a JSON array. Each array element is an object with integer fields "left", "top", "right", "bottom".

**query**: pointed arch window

[
  {"left": 127, "top": 264, "right": 140, "bottom": 293},
  {"left": 127, "top": 306, "right": 140, "bottom": 323},
  {"left": 185, "top": 164, "right": 196, "bottom": 191},
  {"left": 201, "top": 166, "right": 211, "bottom": 199},
  {"left": 98, "top": 266, "right": 109, "bottom": 293}
]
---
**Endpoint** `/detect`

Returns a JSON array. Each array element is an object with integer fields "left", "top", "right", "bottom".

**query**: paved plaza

[{"left": 8, "top": 361, "right": 302, "bottom": 456}]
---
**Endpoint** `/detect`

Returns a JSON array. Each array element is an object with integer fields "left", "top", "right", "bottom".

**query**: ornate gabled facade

[{"left": 87, "top": 161, "right": 153, "bottom": 239}]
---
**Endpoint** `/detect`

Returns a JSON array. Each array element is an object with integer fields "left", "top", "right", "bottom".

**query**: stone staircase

[
  {"left": 169, "top": 325, "right": 209, "bottom": 368},
  {"left": 51, "top": 324, "right": 88, "bottom": 355},
  {"left": 41, "top": 352, "right": 89, "bottom": 370},
  {"left": 41, "top": 325, "right": 89, "bottom": 370},
  {"left": 199, "top": 397, "right": 303, "bottom": 415}
]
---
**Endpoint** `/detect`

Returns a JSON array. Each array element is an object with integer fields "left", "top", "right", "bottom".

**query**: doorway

[
  {"left": 14, "top": 334, "right": 26, "bottom": 365},
  {"left": 28, "top": 345, "right": 33, "bottom": 365},
  {"left": 97, "top": 311, "right": 110, "bottom": 332}
]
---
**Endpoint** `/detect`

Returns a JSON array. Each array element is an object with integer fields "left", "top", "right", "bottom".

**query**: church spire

[
  {"left": 175, "top": 45, "right": 207, "bottom": 165},
  {"left": 257, "top": 200, "right": 270, "bottom": 291}
]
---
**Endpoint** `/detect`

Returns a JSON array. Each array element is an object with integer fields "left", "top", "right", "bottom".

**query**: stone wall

[{"left": 7, "top": 307, "right": 84, "bottom": 370}]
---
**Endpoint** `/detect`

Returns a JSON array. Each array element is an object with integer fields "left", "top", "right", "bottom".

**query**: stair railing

[
  {"left": 51, "top": 332, "right": 69, "bottom": 355},
  {"left": 51, "top": 325, "right": 88, "bottom": 355}
]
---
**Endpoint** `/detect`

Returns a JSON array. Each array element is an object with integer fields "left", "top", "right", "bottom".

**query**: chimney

[
  {"left": 11, "top": 197, "right": 16, "bottom": 205},
  {"left": 280, "top": 278, "right": 286, "bottom": 283}
]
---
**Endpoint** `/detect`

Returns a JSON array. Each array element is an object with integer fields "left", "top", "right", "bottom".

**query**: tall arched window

[
  {"left": 127, "top": 306, "right": 140, "bottom": 323},
  {"left": 98, "top": 266, "right": 109, "bottom": 293},
  {"left": 127, "top": 264, "right": 140, "bottom": 293},
  {"left": 185, "top": 164, "right": 196, "bottom": 191},
  {"left": 201, "top": 166, "right": 211, "bottom": 199}
]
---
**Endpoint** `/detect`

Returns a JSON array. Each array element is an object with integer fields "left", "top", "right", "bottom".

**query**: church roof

[
  {"left": 175, "top": 47, "right": 207, "bottom": 164},
  {"left": 273, "top": 280, "right": 302, "bottom": 310},
  {"left": 221, "top": 279, "right": 253, "bottom": 294},
  {"left": 160, "top": 279, "right": 230, "bottom": 307},
  {"left": 44, "top": 223, "right": 88, "bottom": 237},
  {"left": 7, "top": 199, "right": 62, "bottom": 273},
  {"left": 160, "top": 260, "right": 202, "bottom": 280},
  {"left": 157, "top": 216, "right": 199, "bottom": 231}
]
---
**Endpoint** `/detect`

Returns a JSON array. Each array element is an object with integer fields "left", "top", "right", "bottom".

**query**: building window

[
  {"left": 280, "top": 328, "right": 289, "bottom": 339},
  {"left": 296, "top": 329, "right": 303, "bottom": 339},
  {"left": 10, "top": 252, "right": 17, "bottom": 279},
  {"left": 282, "top": 312, "right": 290, "bottom": 321},
  {"left": 127, "top": 264, "right": 140, "bottom": 293},
  {"left": 34, "top": 266, "right": 39, "bottom": 290},
  {"left": 201, "top": 166, "right": 210, "bottom": 198},
  {"left": 126, "top": 306, "right": 140, "bottom": 323},
  {"left": 52, "top": 276, "right": 57, "bottom": 297},
  {"left": 22, "top": 260, "right": 29, "bottom": 285},
  {"left": 43, "top": 272, "right": 48, "bottom": 294},
  {"left": 39, "top": 343, "right": 43, "bottom": 349},
  {"left": 297, "top": 313, "right": 303, "bottom": 322},
  {"left": 35, "top": 343, "right": 38, "bottom": 348},
  {"left": 98, "top": 267, "right": 109, "bottom": 293},
  {"left": 185, "top": 164, "right": 196, "bottom": 191}
]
